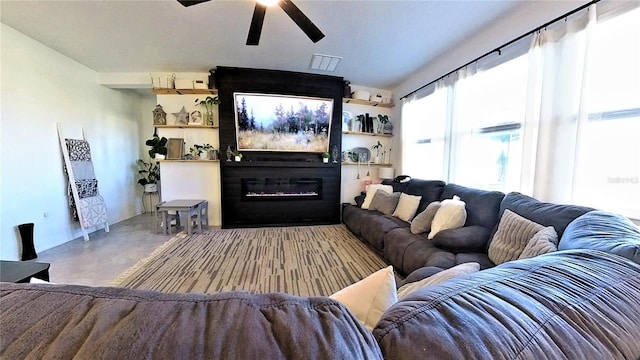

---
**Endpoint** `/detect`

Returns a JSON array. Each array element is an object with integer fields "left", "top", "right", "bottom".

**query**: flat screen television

[{"left": 234, "top": 92, "right": 333, "bottom": 153}]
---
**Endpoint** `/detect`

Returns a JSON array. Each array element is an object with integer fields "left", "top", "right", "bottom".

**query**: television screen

[{"left": 234, "top": 92, "right": 333, "bottom": 153}]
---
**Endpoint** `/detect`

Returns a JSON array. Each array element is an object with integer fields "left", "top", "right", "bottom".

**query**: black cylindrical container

[{"left": 18, "top": 223, "right": 37, "bottom": 261}]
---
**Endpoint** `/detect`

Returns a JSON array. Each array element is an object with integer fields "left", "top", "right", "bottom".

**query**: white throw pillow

[
  {"left": 329, "top": 265, "right": 397, "bottom": 331},
  {"left": 428, "top": 196, "right": 467, "bottom": 239},
  {"left": 392, "top": 193, "right": 422, "bottom": 222},
  {"left": 361, "top": 184, "right": 393, "bottom": 209},
  {"left": 29, "top": 277, "right": 53, "bottom": 284},
  {"left": 488, "top": 209, "right": 545, "bottom": 265},
  {"left": 397, "top": 262, "right": 480, "bottom": 300}
]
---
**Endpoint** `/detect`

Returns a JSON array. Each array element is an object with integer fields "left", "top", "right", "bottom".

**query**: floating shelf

[
  {"left": 157, "top": 159, "right": 220, "bottom": 163},
  {"left": 155, "top": 125, "right": 218, "bottom": 129},
  {"left": 153, "top": 88, "right": 218, "bottom": 95},
  {"left": 342, "top": 131, "right": 393, "bottom": 137},
  {"left": 342, "top": 98, "right": 394, "bottom": 108},
  {"left": 341, "top": 162, "right": 392, "bottom": 166}
]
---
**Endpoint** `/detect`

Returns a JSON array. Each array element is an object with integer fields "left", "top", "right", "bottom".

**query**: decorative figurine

[
  {"left": 172, "top": 106, "right": 190, "bottom": 124},
  {"left": 152, "top": 105, "right": 167, "bottom": 125}
]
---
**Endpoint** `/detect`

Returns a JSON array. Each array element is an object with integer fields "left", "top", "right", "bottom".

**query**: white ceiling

[{"left": 1, "top": 0, "right": 558, "bottom": 90}]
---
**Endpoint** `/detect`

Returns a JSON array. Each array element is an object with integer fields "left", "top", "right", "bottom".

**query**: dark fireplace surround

[{"left": 215, "top": 67, "right": 343, "bottom": 228}]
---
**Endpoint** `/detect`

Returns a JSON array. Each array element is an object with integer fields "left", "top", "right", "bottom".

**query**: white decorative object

[{"left": 352, "top": 90, "right": 370, "bottom": 101}]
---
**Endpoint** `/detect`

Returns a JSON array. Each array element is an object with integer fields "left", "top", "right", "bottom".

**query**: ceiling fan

[{"left": 177, "top": 0, "right": 325, "bottom": 46}]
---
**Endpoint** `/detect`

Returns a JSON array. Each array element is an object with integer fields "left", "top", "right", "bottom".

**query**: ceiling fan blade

[
  {"left": 177, "top": 0, "right": 210, "bottom": 7},
  {"left": 278, "top": 0, "right": 325, "bottom": 43},
  {"left": 246, "top": 3, "right": 267, "bottom": 46}
]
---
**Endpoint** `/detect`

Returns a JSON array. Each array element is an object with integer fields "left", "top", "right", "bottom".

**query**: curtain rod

[{"left": 399, "top": 0, "right": 600, "bottom": 100}]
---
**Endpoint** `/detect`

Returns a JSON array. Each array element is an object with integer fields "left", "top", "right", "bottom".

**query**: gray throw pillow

[
  {"left": 518, "top": 226, "right": 558, "bottom": 259},
  {"left": 410, "top": 201, "right": 441, "bottom": 234},
  {"left": 369, "top": 190, "right": 401, "bottom": 216},
  {"left": 488, "top": 209, "right": 545, "bottom": 265}
]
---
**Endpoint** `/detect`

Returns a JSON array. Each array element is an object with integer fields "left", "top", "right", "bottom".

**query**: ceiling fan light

[{"left": 257, "top": 0, "right": 279, "bottom": 6}]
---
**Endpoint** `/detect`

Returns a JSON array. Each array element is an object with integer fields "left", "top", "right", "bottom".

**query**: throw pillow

[
  {"left": 428, "top": 196, "right": 467, "bottom": 239},
  {"left": 488, "top": 209, "right": 545, "bottom": 265},
  {"left": 361, "top": 184, "right": 393, "bottom": 209},
  {"left": 518, "top": 226, "right": 558, "bottom": 259},
  {"left": 369, "top": 190, "right": 401, "bottom": 216},
  {"left": 329, "top": 266, "right": 397, "bottom": 331},
  {"left": 396, "top": 262, "right": 480, "bottom": 300},
  {"left": 410, "top": 201, "right": 441, "bottom": 234},
  {"left": 392, "top": 193, "right": 422, "bottom": 222}
]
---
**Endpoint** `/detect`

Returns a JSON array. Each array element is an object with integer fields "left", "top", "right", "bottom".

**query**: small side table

[{"left": 0, "top": 260, "right": 50, "bottom": 283}]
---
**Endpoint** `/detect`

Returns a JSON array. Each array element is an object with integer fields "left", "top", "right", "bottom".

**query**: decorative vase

[
  {"left": 199, "top": 152, "right": 209, "bottom": 160},
  {"left": 144, "top": 183, "right": 157, "bottom": 193},
  {"left": 211, "top": 149, "right": 219, "bottom": 160},
  {"left": 205, "top": 110, "right": 215, "bottom": 126},
  {"left": 226, "top": 146, "right": 233, "bottom": 161},
  {"left": 18, "top": 223, "right": 37, "bottom": 261}
]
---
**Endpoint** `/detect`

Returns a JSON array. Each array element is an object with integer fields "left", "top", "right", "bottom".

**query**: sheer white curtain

[{"left": 526, "top": 5, "right": 596, "bottom": 204}]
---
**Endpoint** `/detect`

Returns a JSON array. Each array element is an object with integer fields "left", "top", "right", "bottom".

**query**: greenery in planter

[
  {"left": 371, "top": 141, "right": 383, "bottom": 158},
  {"left": 190, "top": 143, "right": 214, "bottom": 157},
  {"left": 145, "top": 136, "right": 168, "bottom": 159},
  {"left": 137, "top": 159, "right": 160, "bottom": 186},
  {"left": 195, "top": 96, "right": 221, "bottom": 125},
  {"left": 231, "top": 149, "right": 243, "bottom": 159},
  {"left": 322, "top": 152, "right": 331, "bottom": 159}
]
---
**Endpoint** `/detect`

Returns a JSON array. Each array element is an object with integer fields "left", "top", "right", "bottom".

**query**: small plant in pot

[
  {"left": 371, "top": 141, "right": 383, "bottom": 163},
  {"left": 231, "top": 149, "right": 243, "bottom": 162},
  {"left": 194, "top": 96, "right": 221, "bottom": 126},
  {"left": 137, "top": 159, "right": 160, "bottom": 193},
  {"left": 145, "top": 136, "right": 168, "bottom": 159},
  {"left": 322, "top": 152, "right": 330, "bottom": 163},
  {"left": 190, "top": 143, "right": 214, "bottom": 160}
]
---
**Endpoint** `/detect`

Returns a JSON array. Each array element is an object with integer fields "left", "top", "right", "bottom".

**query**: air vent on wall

[{"left": 309, "top": 54, "right": 342, "bottom": 72}]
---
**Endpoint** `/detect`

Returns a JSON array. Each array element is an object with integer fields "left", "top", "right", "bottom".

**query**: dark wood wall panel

[{"left": 214, "top": 67, "right": 343, "bottom": 228}]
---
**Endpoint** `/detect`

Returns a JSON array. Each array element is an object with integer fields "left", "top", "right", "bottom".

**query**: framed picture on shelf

[{"left": 167, "top": 138, "right": 184, "bottom": 160}]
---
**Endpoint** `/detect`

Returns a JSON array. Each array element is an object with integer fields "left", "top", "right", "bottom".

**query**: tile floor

[{"left": 33, "top": 213, "right": 187, "bottom": 286}]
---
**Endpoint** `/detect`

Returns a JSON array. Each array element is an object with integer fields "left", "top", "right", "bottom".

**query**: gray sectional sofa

[{"left": 1, "top": 179, "right": 640, "bottom": 359}]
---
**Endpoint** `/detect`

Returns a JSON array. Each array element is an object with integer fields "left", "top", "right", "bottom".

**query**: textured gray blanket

[{"left": 0, "top": 284, "right": 382, "bottom": 359}]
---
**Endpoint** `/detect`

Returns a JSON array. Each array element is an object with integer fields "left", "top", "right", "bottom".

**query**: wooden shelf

[
  {"left": 155, "top": 125, "right": 218, "bottom": 129},
  {"left": 158, "top": 159, "right": 220, "bottom": 163},
  {"left": 342, "top": 131, "right": 393, "bottom": 137},
  {"left": 153, "top": 88, "right": 218, "bottom": 95},
  {"left": 343, "top": 98, "right": 394, "bottom": 108},
  {"left": 341, "top": 162, "right": 392, "bottom": 166}
]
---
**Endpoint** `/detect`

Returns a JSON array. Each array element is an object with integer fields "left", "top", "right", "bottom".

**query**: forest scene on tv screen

[{"left": 234, "top": 93, "right": 333, "bottom": 153}]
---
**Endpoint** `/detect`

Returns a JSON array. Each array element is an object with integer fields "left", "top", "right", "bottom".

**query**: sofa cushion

[
  {"left": 369, "top": 190, "right": 401, "bottom": 216},
  {"left": 403, "top": 180, "right": 447, "bottom": 214},
  {"left": 396, "top": 262, "right": 480, "bottom": 300},
  {"left": 495, "top": 192, "right": 593, "bottom": 243},
  {"left": 362, "top": 184, "right": 393, "bottom": 209},
  {"left": 361, "top": 215, "right": 408, "bottom": 253},
  {"left": 396, "top": 266, "right": 444, "bottom": 289},
  {"left": 392, "top": 193, "right": 421, "bottom": 222},
  {"left": 374, "top": 250, "right": 640, "bottom": 360},
  {"left": 560, "top": 210, "right": 640, "bottom": 264},
  {"left": 518, "top": 226, "right": 558, "bottom": 259},
  {"left": 488, "top": 209, "right": 545, "bottom": 265},
  {"left": 0, "top": 284, "right": 384, "bottom": 359},
  {"left": 441, "top": 183, "right": 504, "bottom": 229},
  {"left": 428, "top": 196, "right": 466, "bottom": 239},
  {"left": 330, "top": 266, "right": 397, "bottom": 331},
  {"left": 454, "top": 252, "right": 495, "bottom": 269},
  {"left": 410, "top": 201, "right": 441, "bottom": 234},
  {"left": 432, "top": 226, "right": 492, "bottom": 253}
]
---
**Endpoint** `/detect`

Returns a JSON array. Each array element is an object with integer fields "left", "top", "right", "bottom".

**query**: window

[
  {"left": 573, "top": 7, "right": 640, "bottom": 219},
  {"left": 449, "top": 55, "right": 528, "bottom": 192}
]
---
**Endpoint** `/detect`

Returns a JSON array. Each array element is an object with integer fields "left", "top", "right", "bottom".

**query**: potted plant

[
  {"left": 322, "top": 152, "right": 330, "bottom": 163},
  {"left": 377, "top": 114, "right": 392, "bottom": 134},
  {"left": 190, "top": 143, "right": 214, "bottom": 160},
  {"left": 137, "top": 159, "right": 160, "bottom": 193},
  {"left": 231, "top": 149, "right": 243, "bottom": 162},
  {"left": 194, "top": 96, "right": 221, "bottom": 126},
  {"left": 371, "top": 141, "right": 383, "bottom": 163},
  {"left": 145, "top": 136, "right": 168, "bottom": 159}
]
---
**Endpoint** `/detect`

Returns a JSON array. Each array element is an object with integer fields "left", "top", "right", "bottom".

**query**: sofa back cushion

[
  {"left": 441, "top": 183, "right": 504, "bottom": 229},
  {"left": 374, "top": 250, "right": 640, "bottom": 359},
  {"left": 384, "top": 179, "right": 445, "bottom": 214},
  {"left": 560, "top": 210, "right": 640, "bottom": 264},
  {"left": 494, "top": 192, "right": 593, "bottom": 244}
]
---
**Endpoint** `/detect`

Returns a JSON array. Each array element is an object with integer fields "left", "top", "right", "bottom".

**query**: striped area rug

[{"left": 111, "top": 225, "right": 388, "bottom": 296}]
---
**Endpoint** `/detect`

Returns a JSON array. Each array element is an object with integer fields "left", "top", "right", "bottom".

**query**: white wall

[{"left": 0, "top": 23, "right": 146, "bottom": 260}]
